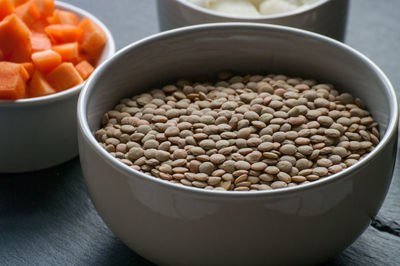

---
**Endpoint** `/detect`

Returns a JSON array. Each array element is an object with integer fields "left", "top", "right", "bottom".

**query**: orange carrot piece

[
  {"left": 0, "top": 62, "right": 27, "bottom": 99},
  {"left": 9, "top": 45, "right": 32, "bottom": 63},
  {"left": 30, "top": 32, "right": 51, "bottom": 52},
  {"left": 10, "top": 0, "right": 29, "bottom": 7},
  {"left": 19, "top": 63, "right": 30, "bottom": 81},
  {"left": 58, "top": 10, "right": 79, "bottom": 25},
  {"left": 31, "top": 49, "right": 61, "bottom": 72},
  {"left": 28, "top": 70, "right": 55, "bottom": 97},
  {"left": 45, "top": 24, "right": 82, "bottom": 44},
  {"left": 0, "top": 49, "right": 3, "bottom": 60},
  {"left": 46, "top": 15, "right": 56, "bottom": 24},
  {"left": 0, "top": 14, "right": 32, "bottom": 62},
  {"left": 32, "top": 0, "right": 54, "bottom": 17},
  {"left": 46, "top": 62, "right": 83, "bottom": 91},
  {"left": 79, "top": 18, "right": 106, "bottom": 56},
  {"left": 48, "top": 9, "right": 79, "bottom": 25},
  {"left": 75, "top": 60, "right": 94, "bottom": 80},
  {"left": 76, "top": 52, "right": 97, "bottom": 65},
  {"left": 0, "top": 0, "right": 15, "bottom": 21},
  {"left": 15, "top": 0, "right": 41, "bottom": 27},
  {"left": 52, "top": 42, "right": 79, "bottom": 63},
  {"left": 29, "top": 17, "right": 48, "bottom": 33},
  {"left": 21, "top": 61, "right": 34, "bottom": 76}
]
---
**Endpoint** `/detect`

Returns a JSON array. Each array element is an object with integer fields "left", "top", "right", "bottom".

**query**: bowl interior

[{"left": 81, "top": 23, "right": 397, "bottom": 190}]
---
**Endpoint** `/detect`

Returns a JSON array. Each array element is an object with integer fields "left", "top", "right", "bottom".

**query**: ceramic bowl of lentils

[{"left": 77, "top": 23, "right": 398, "bottom": 265}]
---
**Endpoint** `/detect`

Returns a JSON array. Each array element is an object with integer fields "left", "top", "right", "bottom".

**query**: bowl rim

[
  {"left": 0, "top": 1, "right": 116, "bottom": 107},
  {"left": 173, "top": 0, "right": 331, "bottom": 20},
  {"left": 78, "top": 22, "right": 399, "bottom": 198}
]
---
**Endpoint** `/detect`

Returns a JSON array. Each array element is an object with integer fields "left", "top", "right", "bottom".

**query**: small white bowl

[
  {"left": 0, "top": 1, "right": 115, "bottom": 173},
  {"left": 157, "top": 0, "right": 349, "bottom": 40}
]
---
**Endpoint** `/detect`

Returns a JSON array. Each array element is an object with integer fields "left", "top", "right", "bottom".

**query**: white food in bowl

[
  {"left": 186, "top": 0, "right": 211, "bottom": 7},
  {"left": 259, "top": 0, "right": 299, "bottom": 15},
  {"left": 186, "top": 0, "right": 322, "bottom": 16},
  {"left": 210, "top": 0, "right": 260, "bottom": 17}
]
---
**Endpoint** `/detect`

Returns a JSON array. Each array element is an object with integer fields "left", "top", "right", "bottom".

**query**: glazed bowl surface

[
  {"left": 157, "top": 0, "right": 349, "bottom": 40},
  {"left": 0, "top": 1, "right": 115, "bottom": 173},
  {"left": 78, "top": 23, "right": 398, "bottom": 265}
]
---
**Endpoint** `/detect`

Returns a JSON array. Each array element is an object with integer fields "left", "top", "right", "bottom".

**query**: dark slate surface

[{"left": 1, "top": 0, "right": 399, "bottom": 265}]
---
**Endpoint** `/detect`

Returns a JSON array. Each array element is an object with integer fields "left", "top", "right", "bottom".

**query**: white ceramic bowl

[
  {"left": 157, "top": 0, "right": 349, "bottom": 41},
  {"left": 78, "top": 23, "right": 398, "bottom": 265},
  {"left": 0, "top": 1, "right": 115, "bottom": 173}
]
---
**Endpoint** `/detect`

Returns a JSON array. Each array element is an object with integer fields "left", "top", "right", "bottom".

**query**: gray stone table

[{"left": 1, "top": 0, "right": 399, "bottom": 265}]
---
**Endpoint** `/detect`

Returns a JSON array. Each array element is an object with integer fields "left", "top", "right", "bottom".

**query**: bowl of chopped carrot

[{"left": 0, "top": 0, "right": 115, "bottom": 172}]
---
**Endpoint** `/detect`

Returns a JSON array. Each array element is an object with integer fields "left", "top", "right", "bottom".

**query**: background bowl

[
  {"left": 0, "top": 1, "right": 115, "bottom": 173},
  {"left": 157, "top": 0, "right": 349, "bottom": 41},
  {"left": 78, "top": 23, "right": 398, "bottom": 265}
]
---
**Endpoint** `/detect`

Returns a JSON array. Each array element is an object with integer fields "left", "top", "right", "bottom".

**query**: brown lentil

[{"left": 96, "top": 73, "right": 380, "bottom": 191}]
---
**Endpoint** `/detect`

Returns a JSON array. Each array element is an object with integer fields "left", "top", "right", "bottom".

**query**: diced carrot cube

[
  {"left": 10, "top": 45, "right": 32, "bottom": 63},
  {"left": 10, "top": 0, "right": 29, "bottom": 7},
  {"left": 32, "top": 0, "right": 54, "bottom": 17},
  {"left": 46, "top": 62, "right": 83, "bottom": 91},
  {"left": 29, "top": 17, "right": 48, "bottom": 33},
  {"left": 75, "top": 60, "right": 94, "bottom": 80},
  {"left": 0, "top": 0, "right": 15, "bottom": 21},
  {"left": 45, "top": 24, "right": 82, "bottom": 44},
  {"left": 46, "top": 14, "right": 56, "bottom": 24},
  {"left": 19, "top": 63, "right": 30, "bottom": 81},
  {"left": 52, "top": 42, "right": 79, "bottom": 63},
  {"left": 79, "top": 18, "right": 106, "bottom": 56},
  {"left": 15, "top": 0, "right": 41, "bottom": 27},
  {"left": 58, "top": 10, "right": 79, "bottom": 25},
  {"left": 28, "top": 70, "right": 55, "bottom": 97},
  {"left": 76, "top": 52, "right": 97, "bottom": 65},
  {"left": 30, "top": 32, "right": 51, "bottom": 52},
  {"left": 21, "top": 61, "right": 34, "bottom": 76},
  {"left": 31, "top": 49, "right": 61, "bottom": 72},
  {"left": 0, "top": 62, "right": 27, "bottom": 99},
  {"left": 48, "top": 9, "right": 79, "bottom": 25},
  {"left": 0, "top": 14, "right": 31, "bottom": 62}
]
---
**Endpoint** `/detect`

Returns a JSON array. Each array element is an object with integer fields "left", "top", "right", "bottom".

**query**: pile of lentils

[{"left": 95, "top": 73, "right": 380, "bottom": 191}]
